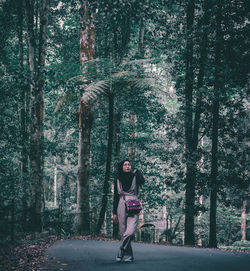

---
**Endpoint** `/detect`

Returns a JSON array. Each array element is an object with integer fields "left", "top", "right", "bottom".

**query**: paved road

[{"left": 40, "top": 240, "right": 250, "bottom": 271}]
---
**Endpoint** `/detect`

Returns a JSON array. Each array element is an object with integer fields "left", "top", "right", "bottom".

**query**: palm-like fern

[{"left": 54, "top": 57, "right": 165, "bottom": 112}]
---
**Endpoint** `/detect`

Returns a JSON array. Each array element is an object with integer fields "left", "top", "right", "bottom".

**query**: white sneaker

[
  {"left": 116, "top": 248, "right": 124, "bottom": 262},
  {"left": 124, "top": 255, "right": 134, "bottom": 262}
]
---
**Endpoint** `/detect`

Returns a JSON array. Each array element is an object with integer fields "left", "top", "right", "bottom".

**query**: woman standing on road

[{"left": 113, "top": 159, "right": 145, "bottom": 262}]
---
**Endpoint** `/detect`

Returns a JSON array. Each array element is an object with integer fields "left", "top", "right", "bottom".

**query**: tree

[
  {"left": 208, "top": 0, "right": 222, "bottom": 248},
  {"left": 24, "top": 0, "right": 50, "bottom": 232},
  {"left": 183, "top": 0, "right": 195, "bottom": 246},
  {"left": 95, "top": 88, "right": 114, "bottom": 234},
  {"left": 76, "top": 0, "right": 95, "bottom": 235},
  {"left": 17, "top": 0, "right": 30, "bottom": 230}
]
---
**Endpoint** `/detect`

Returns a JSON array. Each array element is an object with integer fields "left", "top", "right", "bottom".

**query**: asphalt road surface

[{"left": 40, "top": 240, "right": 250, "bottom": 271}]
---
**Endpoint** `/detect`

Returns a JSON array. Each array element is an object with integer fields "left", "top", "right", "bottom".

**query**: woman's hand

[{"left": 113, "top": 214, "right": 118, "bottom": 223}]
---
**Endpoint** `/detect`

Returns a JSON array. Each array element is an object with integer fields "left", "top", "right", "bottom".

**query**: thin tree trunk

[
  {"left": 197, "top": 138, "right": 205, "bottom": 246},
  {"left": 128, "top": 14, "right": 145, "bottom": 162},
  {"left": 120, "top": 15, "right": 130, "bottom": 60},
  {"left": 112, "top": 109, "right": 121, "bottom": 239},
  {"left": 184, "top": 0, "right": 195, "bottom": 246},
  {"left": 128, "top": 113, "right": 137, "bottom": 163},
  {"left": 138, "top": 17, "right": 145, "bottom": 58},
  {"left": 11, "top": 199, "right": 15, "bottom": 243},
  {"left": 54, "top": 157, "right": 58, "bottom": 207},
  {"left": 197, "top": 195, "right": 203, "bottom": 246},
  {"left": 77, "top": 0, "right": 95, "bottom": 235},
  {"left": 241, "top": 199, "right": 247, "bottom": 241},
  {"left": 95, "top": 90, "right": 114, "bottom": 234},
  {"left": 114, "top": 112, "right": 121, "bottom": 163},
  {"left": 171, "top": 216, "right": 182, "bottom": 243},
  {"left": 209, "top": 0, "right": 222, "bottom": 248},
  {"left": 209, "top": 101, "right": 219, "bottom": 248},
  {"left": 182, "top": 214, "right": 185, "bottom": 245}
]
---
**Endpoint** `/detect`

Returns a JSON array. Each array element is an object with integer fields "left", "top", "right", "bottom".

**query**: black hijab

[{"left": 117, "top": 159, "right": 134, "bottom": 192}]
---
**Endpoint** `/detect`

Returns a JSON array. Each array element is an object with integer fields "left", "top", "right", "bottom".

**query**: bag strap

[
  {"left": 119, "top": 171, "right": 137, "bottom": 201},
  {"left": 119, "top": 181, "right": 126, "bottom": 202}
]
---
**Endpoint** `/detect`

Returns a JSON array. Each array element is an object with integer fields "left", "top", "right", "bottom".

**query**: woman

[{"left": 113, "top": 159, "right": 145, "bottom": 262}]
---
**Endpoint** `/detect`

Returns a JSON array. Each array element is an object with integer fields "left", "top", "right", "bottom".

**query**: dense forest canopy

[{"left": 0, "top": 0, "right": 249, "bottom": 248}]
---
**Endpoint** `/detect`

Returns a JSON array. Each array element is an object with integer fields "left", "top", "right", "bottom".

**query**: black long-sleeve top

[{"left": 113, "top": 170, "right": 145, "bottom": 215}]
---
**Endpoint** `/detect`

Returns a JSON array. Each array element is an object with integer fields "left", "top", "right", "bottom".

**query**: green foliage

[
  {"left": 220, "top": 240, "right": 250, "bottom": 251},
  {"left": 0, "top": 0, "right": 249, "bottom": 247}
]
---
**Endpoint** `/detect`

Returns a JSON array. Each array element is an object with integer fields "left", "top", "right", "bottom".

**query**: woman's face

[{"left": 122, "top": 161, "right": 132, "bottom": 173}]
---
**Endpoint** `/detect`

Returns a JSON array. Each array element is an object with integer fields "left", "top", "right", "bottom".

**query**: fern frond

[
  {"left": 129, "top": 77, "right": 157, "bottom": 89},
  {"left": 81, "top": 80, "right": 110, "bottom": 105}
]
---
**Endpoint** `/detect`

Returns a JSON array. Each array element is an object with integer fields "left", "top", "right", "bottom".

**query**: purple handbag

[
  {"left": 119, "top": 181, "right": 142, "bottom": 214},
  {"left": 125, "top": 199, "right": 142, "bottom": 214}
]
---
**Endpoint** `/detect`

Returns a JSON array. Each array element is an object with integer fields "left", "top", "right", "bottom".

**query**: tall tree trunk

[
  {"left": 240, "top": 94, "right": 249, "bottom": 241},
  {"left": 208, "top": 0, "right": 222, "bottom": 248},
  {"left": 18, "top": 0, "right": 29, "bottom": 230},
  {"left": 184, "top": 0, "right": 195, "bottom": 246},
  {"left": 25, "top": 0, "right": 49, "bottom": 231},
  {"left": 25, "top": 0, "right": 49, "bottom": 232},
  {"left": 192, "top": 0, "right": 210, "bottom": 151},
  {"left": 190, "top": 0, "right": 211, "bottom": 246},
  {"left": 77, "top": 0, "right": 95, "bottom": 235},
  {"left": 95, "top": 90, "right": 114, "bottom": 234}
]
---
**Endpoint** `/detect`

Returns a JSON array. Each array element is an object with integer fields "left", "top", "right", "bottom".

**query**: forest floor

[
  {"left": 0, "top": 235, "right": 116, "bottom": 271},
  {"left": 0, "top": 235, "right": 249, "bottom": 271},
  {"left": 0, "top": 234, "right": 58, "bottom": 271}
]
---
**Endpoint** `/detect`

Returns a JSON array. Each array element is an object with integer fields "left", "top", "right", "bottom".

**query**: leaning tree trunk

[
  {"left": 77, "top": 0, "right": 95, "bottom": 235},
  {"left": 184, "top": 0, "right": 195, "bottom": 246},
  {"left": 208, "top": 0, "right": 222, "bottom": 248},
  {"left": 25, "top": 0, "right": 49, "bottom": 232}
]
